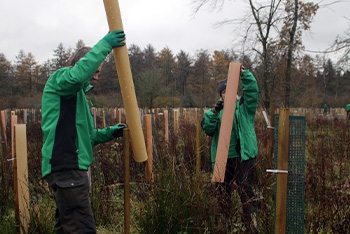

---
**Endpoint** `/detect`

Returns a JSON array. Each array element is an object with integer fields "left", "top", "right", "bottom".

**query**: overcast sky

[{"left": 0, "top": 0, "right": 349, "bottom": 64}]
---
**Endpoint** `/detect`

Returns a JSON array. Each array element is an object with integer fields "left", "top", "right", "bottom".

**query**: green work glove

[
  {"left": 111, "top": 123, "right": 127, "bottom": 138},
  {"left": 103, "top": 30, "right": 126, "bottom": 48}
]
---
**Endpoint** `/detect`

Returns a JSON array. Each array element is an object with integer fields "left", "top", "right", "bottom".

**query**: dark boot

[{"left": 242, "top": 204, "right": 259, "bottom": 234}]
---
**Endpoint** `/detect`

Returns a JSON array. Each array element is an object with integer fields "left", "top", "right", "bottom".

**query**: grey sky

[{"left": 0, "top": 0, "right": 349, "bottom": 63}]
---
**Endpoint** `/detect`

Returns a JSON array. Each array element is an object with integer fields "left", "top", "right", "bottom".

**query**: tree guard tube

[{"left": 103, "top": 0, "right": 147, "bottom": 162}]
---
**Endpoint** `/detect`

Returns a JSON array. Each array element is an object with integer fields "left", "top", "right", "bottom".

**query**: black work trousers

[
  {"left": 45, "top": 170, "right": 96, "bottom": 234},
  {"left": 217, "top": 157, "right": 256, "bottom": 222}
]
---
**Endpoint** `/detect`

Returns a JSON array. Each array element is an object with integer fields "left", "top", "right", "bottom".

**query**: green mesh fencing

[{"left": 273, "top": 115, "right": 306, "bottom": 234}]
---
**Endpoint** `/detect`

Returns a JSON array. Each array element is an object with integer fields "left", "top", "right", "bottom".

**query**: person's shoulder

[
  {"left": 45, "top": 67, "right": 72, "bottom": 84},
  {"left": 51, "top": 67, "right": 71, "bottom": 76}
]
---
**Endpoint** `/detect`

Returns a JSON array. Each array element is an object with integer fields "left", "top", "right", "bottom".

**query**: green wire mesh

[{"left": 273, "top": 115, "right": 306, "bottom": 234}]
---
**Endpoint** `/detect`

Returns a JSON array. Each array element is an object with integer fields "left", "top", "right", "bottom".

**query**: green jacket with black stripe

[
  {"left": 202, "top": 70, "right": 259, "bottom": 167},
  {"left": 41, "top": 39, "right": 115, "bottom": 178}
]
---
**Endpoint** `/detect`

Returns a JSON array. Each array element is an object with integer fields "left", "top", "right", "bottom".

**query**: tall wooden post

[
  {"left": 23, "top": 110, "right": 27, "bottom": 124},
  {"left": 268, "top": 104, "right": 276, "bottom": 172},
  {"left": 92, "top": 107, "right": 97, "bottom": 128},
  {"left": 11, "top": 111, "right": 17, "bottom": 163},
  {"left": 183, "top": 108, "right": 187, "bottom": 122},
  {"left": 102, "top": 109, "right": 106, "bottom": 128},
  {"left": 173, "top": 109, "right": 179, "bottom": 134},
  {"left": 118, "top": 108, "right": 122, "bottom": 123},
  {"left": 275, "top": 109, "right": 289, "bottom": 234},
  {"left": 196, "top": 119, "right": 201, "bottom": 176},
  {"left": 103, "top": 0, "right": 147, "bottom": 162},
  {"left": 144, "top": 114, "right": 153, "bottom": 182},
  {"left": 0, "top": 110, "right": 7, "bottom": 159},
  {"left": 164, "top": 110, "right": 169, "bottom": 144},
  {"left": 123, "top": 128, "right": 130, "bottom": 234}
]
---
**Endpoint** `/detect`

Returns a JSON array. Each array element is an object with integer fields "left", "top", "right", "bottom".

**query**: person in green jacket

[
  {"left": 202, "top": 65, "right": 259, "bottom": 230},
  {"left": 41, "top": 30, "right": 127, "bottom": 234}
]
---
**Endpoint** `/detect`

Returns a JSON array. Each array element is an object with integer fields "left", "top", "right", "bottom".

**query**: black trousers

[
  {"left": 45, "top": 170, "right": 96, "bottom": 234},
  {"left": 217, "top": 157, "right": 256, "bottom": 221}
]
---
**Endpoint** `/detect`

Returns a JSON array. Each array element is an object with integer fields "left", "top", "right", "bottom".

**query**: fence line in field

[{"left": 0, "top": 107, "right": 347, "bottom": 127}]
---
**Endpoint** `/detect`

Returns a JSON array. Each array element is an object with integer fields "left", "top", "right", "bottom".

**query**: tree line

[{"left": 0, "top": 0, "right": 349, "bottom": 110}]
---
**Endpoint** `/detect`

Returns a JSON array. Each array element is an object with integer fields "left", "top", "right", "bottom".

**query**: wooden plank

[
  {"left": 103, "top": 0, "right": 147, "bottom": 162},
  {"left": 212, "top": 62, "right": 241, "bottom": 183}
]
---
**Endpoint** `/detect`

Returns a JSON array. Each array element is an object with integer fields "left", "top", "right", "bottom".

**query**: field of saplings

[{"left": 0, "top": 108, "right": 349, "bottom": 233}]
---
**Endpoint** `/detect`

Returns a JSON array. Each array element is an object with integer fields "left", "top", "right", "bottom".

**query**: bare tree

[
  {"left": 331, "top": 27, "right": 350, "bottom": 71},
  {"left": 278, "top": 1, "right": 318, "bottom": 107},
  {"left": 193, "top": 0, "right": 283, "bottom": 110},
  {"left": 192, "top": 0, "right": 318, "bottom": 108}
]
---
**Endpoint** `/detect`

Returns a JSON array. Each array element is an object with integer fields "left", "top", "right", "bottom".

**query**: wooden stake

[
  {"left": 102, "top": 109, "right": 106, "bottom": 128},
  {"left": 0, "top": 110, "right": 7, "bottom": 159},
  {"left": 103, "top": 0, "right": 147, "bottom": 162},
  {"left": 183, "top": 108, "right": 187, "bottom": 122},
  {"left": 275, "top": 109, "right": 289, "bottom": 234},
  {"left": 92, "top": 107, "right": 97, "bottom": 128},
  {"left": 113, "top": 108, "right": 117, "bottom": 120},
  {"left": 123, "top": 128, "right": 130, "bottom": 234},
  {"left": 173, "top": 109, "right": 179, "bottom": 134},
  {"left": 212, "top": 62, "right": 241, "bottom": 183},
  {"left": 144, "top": 114, "right": 153, "bottom": 182},
  {"left": 11, "top": 111, "right": 17, "bottom": 164},
  {"left": 196, "top": 119, "right": 201, "bottom": 176},
  {"left": 164, "top": 109, "right": 169, "bottom": 144},
  {"left": 118, "top": 108, "right": 122, "bottom": 123},
  {"left": 268, "top": 104, "right": 276, "bottom": 171}
]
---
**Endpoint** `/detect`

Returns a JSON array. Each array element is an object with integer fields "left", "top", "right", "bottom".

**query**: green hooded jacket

[
  {"left": 202, "top": 70, "right": 259, "bottom": 167},
  {"left": 41, "top": 39, "right": 116, "bottom": 178}
]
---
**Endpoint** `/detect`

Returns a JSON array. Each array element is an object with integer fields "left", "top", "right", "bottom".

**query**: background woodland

[{"left": 0, "top": 0, "right": 349, "bottom": 111}]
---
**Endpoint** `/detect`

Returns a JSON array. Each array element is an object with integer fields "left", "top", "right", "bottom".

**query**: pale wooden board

[
  {"left": 15, "top": 124, "right": 29, "bottom": 234},
  {"left": 212, "top": 62, "right": 241, "bottom": 183}
]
